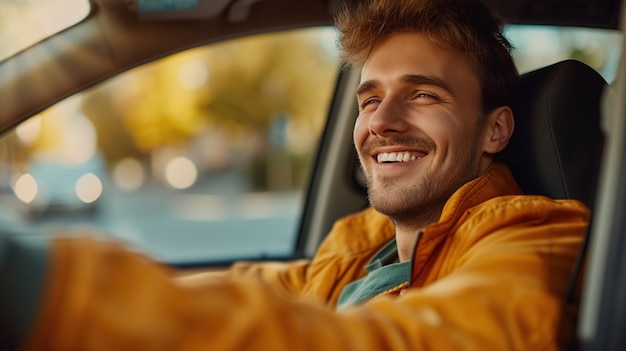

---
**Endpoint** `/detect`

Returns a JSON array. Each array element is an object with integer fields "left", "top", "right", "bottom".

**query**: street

[{"left": 0, "top": 174, "right": 302, "bottom": 265}]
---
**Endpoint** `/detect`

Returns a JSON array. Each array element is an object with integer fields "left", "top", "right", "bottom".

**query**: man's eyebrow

[
  {"left": 355, "top": 74, "right": 454, "bottom": 97},
  {"left": 400, "top": 74, "right": 454, "bottom": 95},
  {"left": 356, "top": 80, "right": 379, "bottom": 97}
]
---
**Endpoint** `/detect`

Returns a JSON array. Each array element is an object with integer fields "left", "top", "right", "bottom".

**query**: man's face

[{"left": 354, "top": 32, "right": 487, "bottom": 226}]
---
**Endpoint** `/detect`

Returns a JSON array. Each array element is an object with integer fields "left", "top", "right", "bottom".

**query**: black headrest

[{"left": 499, "top": 59, "right": 607, "bottom": 209}]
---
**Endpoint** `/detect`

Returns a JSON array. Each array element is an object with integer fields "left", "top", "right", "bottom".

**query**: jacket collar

[
  {"left": 425, "top": 162, "right": 523, "bottom": 236},
  {"left": 336, "top": 163, "right": 523, "bottom": 256},
  {"left": 406, "top": 163, "right": 523, "bottom": 283}
]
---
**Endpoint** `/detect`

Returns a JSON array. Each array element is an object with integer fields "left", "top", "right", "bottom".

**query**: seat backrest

[{"left": 498, "top": 59, "right": 607, "bottom": 209}]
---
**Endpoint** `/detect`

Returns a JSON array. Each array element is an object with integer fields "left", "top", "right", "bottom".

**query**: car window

[
  {"left": 0, "top": 27, "right": 341, "bottom": 265},
  {"left": 507, "top": 25, "right": 622, "bottom": 83},
  {"left": 0, "top": 0, "right": 90, "bottom": 61}
]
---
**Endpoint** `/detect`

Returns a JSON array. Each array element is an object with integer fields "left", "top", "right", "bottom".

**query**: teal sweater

[{"left": 337, "top": 238, "right": 411, "bottom": 309}]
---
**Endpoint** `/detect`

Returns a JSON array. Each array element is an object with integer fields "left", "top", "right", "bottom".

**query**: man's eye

[
  {"left": 360, "top": 98, "right": 380, "bottom": 109},
  {"left": 413, "top": 91, "right": 439, "bottom": 100}
]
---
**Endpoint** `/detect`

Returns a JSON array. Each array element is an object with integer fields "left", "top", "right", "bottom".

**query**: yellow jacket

[{"left": 22, "top": 163, "right": 588, "bottom": 350}]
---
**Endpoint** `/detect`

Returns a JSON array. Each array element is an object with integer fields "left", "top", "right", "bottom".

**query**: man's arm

[
  {"left": 173, "top": 258, "right": 311, "bottom": 295},
  {"left": 9, "top": 203, "right": 583, "bottom": 351}
]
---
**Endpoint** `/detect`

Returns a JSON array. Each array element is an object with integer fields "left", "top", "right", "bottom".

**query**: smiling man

[
  {"left": 1, "top": 0, "right": 589, "bottom": 350},
  {"left": 353, "top": 31, "right": 513, "bottom": 262}
]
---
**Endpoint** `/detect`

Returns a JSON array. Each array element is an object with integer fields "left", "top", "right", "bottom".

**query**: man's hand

[{"left": 0, "top": 233, "right": 50, "bottom": 350}]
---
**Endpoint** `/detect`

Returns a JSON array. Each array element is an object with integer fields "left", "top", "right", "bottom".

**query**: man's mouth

[{"left": 376, "top": 151, "right": 424, "bottom": 163}]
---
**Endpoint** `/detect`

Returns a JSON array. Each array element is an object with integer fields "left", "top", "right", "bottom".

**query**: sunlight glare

[
  {"left": 64, "top": 114, "right": 97, "bottom": 164},
  {"left": 113, "top": 157, "right": 145, "bottom": 191},
  {"left": 75, "top": 173, "right": 102, "bottom": 203},
  {"left": 165, "top": 157, "right": 198, "bottom": 189},
  {"left": 14, "top": 173, "right": 38, "bottom": 204},
  {"left": 178, "top": 59, "right": 209, "bottom": 90},
  {"left": 16, "top": 116, "right": 42, "bottom": 145}
]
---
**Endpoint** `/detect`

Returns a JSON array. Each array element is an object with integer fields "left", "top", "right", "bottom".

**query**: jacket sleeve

[
  {"left": 173, "top": 259, "right": 312, "bottom": 297},
  {"left": 18, "top": 202, "right": 585, "bottom": 351}
]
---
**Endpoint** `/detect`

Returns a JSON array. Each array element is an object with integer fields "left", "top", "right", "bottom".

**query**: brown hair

[{"left": 334, "top": 0, "right": 519, "bottom": 113}]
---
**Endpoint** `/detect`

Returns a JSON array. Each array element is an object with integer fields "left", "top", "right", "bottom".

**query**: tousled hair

[{"left": 334, "top": 0, "right": 519, "bottom": 113}]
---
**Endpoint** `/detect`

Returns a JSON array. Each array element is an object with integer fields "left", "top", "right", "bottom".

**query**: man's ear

[{"left": 482, "top": 106, "right": 514, "bottom": 154}]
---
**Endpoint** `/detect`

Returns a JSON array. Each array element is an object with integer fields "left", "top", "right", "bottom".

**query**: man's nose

[{"left": 368, "top": 99, "right": 411, "bottom": 136}]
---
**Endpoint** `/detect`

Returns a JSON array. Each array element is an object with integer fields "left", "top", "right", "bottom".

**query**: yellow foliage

[{"left": 93, "top": 27, "right": 339, "bottom": 154}]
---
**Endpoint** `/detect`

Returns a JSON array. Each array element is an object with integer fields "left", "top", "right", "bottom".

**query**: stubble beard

[{"left": 363, "top": 137, "right": 480, "bottom": 228}]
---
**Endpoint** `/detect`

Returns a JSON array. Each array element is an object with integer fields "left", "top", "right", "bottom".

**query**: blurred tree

[
  {"left": 201, "top": 29, "right": 338, "bottom": 138},
  {"left": 82, "top": 28, "right": 338, "bottom": 169},
  {"left": 81, "top": 81, "right": 143, "bottom": 166}
]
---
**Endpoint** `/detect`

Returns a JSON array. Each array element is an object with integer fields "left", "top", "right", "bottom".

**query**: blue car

[{"left": 14, "top": 153, "right": 105, "bottom": 217}]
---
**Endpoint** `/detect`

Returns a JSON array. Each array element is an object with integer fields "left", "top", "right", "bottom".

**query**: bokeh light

[{"left": 165, "top": 156, "right": 197, "bottom": 189}]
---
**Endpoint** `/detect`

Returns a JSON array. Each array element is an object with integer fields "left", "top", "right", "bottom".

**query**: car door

[{"left": 577, "top": 0, "right": 626, "bottom": 349}]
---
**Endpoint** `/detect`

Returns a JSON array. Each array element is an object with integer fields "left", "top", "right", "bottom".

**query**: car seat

[
  {"left": 499, "top": 59, "right": 607, "bottom": 211},
  {"left": 497, "top": 59, "right": 608, "bottom": 308}
]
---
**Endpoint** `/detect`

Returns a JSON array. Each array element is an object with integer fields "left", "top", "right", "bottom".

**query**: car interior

[
  {"left": 0, "top": 0, "right": 625, "bottom": 349},
  {"left": 303, "top": 55, "right": 608, "bottom": 297}
]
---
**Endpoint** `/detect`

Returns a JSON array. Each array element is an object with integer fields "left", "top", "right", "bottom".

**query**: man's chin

[
  {"left": 368, "top": 190, "right": 414, "bottom": 216},
  {"left": 367, "top": 185, "right": 446, "bottom": 227}
]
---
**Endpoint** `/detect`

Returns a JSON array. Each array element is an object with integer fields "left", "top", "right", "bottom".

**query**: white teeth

[{"left": 377, "top": 152, "right": 419, "bottom": 163}]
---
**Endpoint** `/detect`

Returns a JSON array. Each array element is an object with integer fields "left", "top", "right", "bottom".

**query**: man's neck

[{"left": 395, "top": 224, "right": 424, "bottom": 262}]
